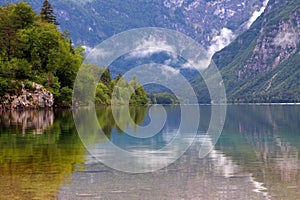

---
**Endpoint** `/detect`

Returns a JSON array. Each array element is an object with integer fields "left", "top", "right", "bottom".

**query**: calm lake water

[{"left": 0, "top": 105, "right": 299, "bottom": 200}]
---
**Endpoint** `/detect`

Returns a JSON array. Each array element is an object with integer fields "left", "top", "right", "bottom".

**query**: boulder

[{"left": 1, "top": 82, "right": 54, "bottom": 110}]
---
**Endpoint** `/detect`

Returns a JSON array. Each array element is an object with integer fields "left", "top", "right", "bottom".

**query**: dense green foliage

[
  {"left": 0, "top": 0, "right": 263, "bottom": 92},
  {"left": 40, "top": 0, "right": 58, "bottom": 25},
  {"left": 0, "top": 2, "right": 82, "bottom": 106},
  {"left": 0, "top": 2, "right": 148, "bottom": 107},
  {"left": 74, "top": 64, "right": 148, "bottom": 105},
  {"left": 147, "top": 93, "right": 179, "bottom": 104}
]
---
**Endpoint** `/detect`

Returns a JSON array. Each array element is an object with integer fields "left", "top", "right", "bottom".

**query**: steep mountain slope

[
  {"left": 1, "top": 0, "right": 263, "bottom": 49},
  {"left": 0, "top": 0, "right": 269, "bottom": 85},
  {"left": 193, "top": 0, "right": 300, "bottom": 103}
]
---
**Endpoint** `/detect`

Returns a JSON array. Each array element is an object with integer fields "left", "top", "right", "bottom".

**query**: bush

[
  {"left": 24, "top": 80, "right": 36, "bottom": 91},
  {"left": 55, "top": 86, "right": 73, "bottom": 107}
]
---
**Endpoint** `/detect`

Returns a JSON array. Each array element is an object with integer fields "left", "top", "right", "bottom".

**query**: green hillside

[{"left": 194, "top": 0, "right": 300, "bottom": 103}]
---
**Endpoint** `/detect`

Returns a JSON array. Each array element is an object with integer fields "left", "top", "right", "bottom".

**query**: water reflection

[
  {"left": 0, "top": 110, "right": 85, "bottom": 200},
  {"left": 78, "top": 105, "right": 208, "bottom": 173},
  {"left": 0, "top": 110, "right": 54, "bottom": 134},
  {"left": 0, "top": 105, "right": 299, "bottom": 199},
  {"left": 216, "top": 105, "right": 300, "bottom": 199},
  {"left": 62, "top": 105, "right": 300, "bottom": 199},
  {"left": 97, "top": 105, "right": 148, "bottom": 137},
  {"left": 74, "top": 106, "right": 148, "bottom": 145}
]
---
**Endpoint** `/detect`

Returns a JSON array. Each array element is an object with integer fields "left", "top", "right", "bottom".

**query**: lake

[{"left": 0, "top": 105, "right": 299, "bottom": 199}]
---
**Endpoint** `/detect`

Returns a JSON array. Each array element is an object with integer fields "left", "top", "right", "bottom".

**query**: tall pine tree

[{"left": 40, "top": 0, "right": 59, "bottom": 25}]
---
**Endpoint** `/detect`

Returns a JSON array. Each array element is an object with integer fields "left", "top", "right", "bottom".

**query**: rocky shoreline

[{"left": 0, "top": 82, "right": 54, "bottom": 110}]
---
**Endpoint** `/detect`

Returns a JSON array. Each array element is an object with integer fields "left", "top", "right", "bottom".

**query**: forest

[{"left": 0, "top": 1, "right": 148, "bottom": 107}]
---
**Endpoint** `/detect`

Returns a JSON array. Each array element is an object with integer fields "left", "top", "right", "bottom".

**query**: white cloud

[
  {"left": 82, "top": 45, "right": 93, "bottom": 55},
  {"left": 245, "top": 0, "right": 269, "bottom": 29},
  {"left": 86, "top": 47, "right": 114, "bottom": 61},
  {"left": 70, "top": 0, "right": 93, "bottom": 5},
  {"left": 208, "top": 27, "right": 235, "bottom": 55},
  {"left": 127, "top": 36, "right": 176, "bottom": 58},
  {"left": 164, "top": 59, "right": 172, "bottom": 65},
  {"left": 161, "top": 65, "right": 180, "bottom": 77},
  {"left": 205, "top": 0, "right": 269, "bottom": 58},
  {"left": 127, "top": 48, "right": 166, "bottom": 58},
  {"left": 181, "top": 59, "right": 211, "bottom": 70}
]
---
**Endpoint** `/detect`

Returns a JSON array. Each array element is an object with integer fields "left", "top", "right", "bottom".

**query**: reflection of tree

[
  {"left": 96, "top": 106, "right": 148, "bottom": 136},
  {"left": 0, "top": 110, "right": 85, "bottom": 200},
  {"left": 73, "top": 106, "right": 148, "bottom": 146}
]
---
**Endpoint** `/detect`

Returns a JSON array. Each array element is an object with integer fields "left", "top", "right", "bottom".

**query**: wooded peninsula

[{"left": 0, "top": 1, "right": 149, "bottom": 109}]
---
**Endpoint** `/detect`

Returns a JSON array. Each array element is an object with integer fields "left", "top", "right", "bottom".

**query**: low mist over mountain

[{"left": 193, "top": 0, "right": 300, "bottom": 103}]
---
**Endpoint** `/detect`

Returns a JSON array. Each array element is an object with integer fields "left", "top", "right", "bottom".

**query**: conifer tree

[{"left": 40, "top": 0, "right": 59, "bottom": 25}]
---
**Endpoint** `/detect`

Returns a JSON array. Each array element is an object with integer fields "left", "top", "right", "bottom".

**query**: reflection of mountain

[
  {"left": 0, "top": 110, "right": 85, "bottom": 200},
  {"left": 59, "top": 105, "right": 300, "bottom": 199},
  {"left": 0, "top": 110, "right": 54, "bottom": 134},
  {"left": 216, "top": 105, "right": 300, "bottom": 199}
]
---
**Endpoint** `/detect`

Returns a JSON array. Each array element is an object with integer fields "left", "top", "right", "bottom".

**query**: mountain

[
  {"left": 0, "top": 0, "right": 263, "bottom": 49},
  {"left": 2, "top": 0, "right": 296, "bottom": 103},
  {"left": 0, "top": 0, "right": 269, "bottom": 83},
  {"left": 193, "top": 0, "right": 300, "bottom": 103}
]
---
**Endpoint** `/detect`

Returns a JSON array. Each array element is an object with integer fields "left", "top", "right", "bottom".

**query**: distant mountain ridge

[
  {"left": 1, "top": 0, "right": 263, "bottom": 50},
  {"left": 0, "top": 0, "right": 268, "bottom": 84},
  {"left": 2, "top": 0, "right": 296, "bottom": 103},
  {"left": 193, "top": 0, "right": 300, "bottom": 103}
]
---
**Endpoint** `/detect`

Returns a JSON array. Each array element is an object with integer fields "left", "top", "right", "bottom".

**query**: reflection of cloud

[
  {"left": 201, "top": 136, "right": 271, "bottom": 199},
  {"left": 162, "top": 129, "right": 178, "bottom": 143},
  {"left": 245, "top": 0, "right": 269, "bottom": 29},
  {"left": 208, "top": 28, "right": 235, "bottom": 55},
  {"left": 85, "top": 131, "right": 195, "bottom": 172}
]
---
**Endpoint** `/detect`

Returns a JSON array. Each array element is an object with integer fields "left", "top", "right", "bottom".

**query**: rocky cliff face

[
  {"left": 238, "top": 1, "right": 300, "bottom": 80},
  {"left": 0, "top": 82, "right": 54, "bottom": 110},
  {"left": 198, "top": 0, "right": 300, "bottom": 103}
]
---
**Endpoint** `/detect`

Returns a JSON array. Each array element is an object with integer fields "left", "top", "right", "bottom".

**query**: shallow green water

[{"left": 0, "top": 105, "right": 299, "bottom": 199}]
